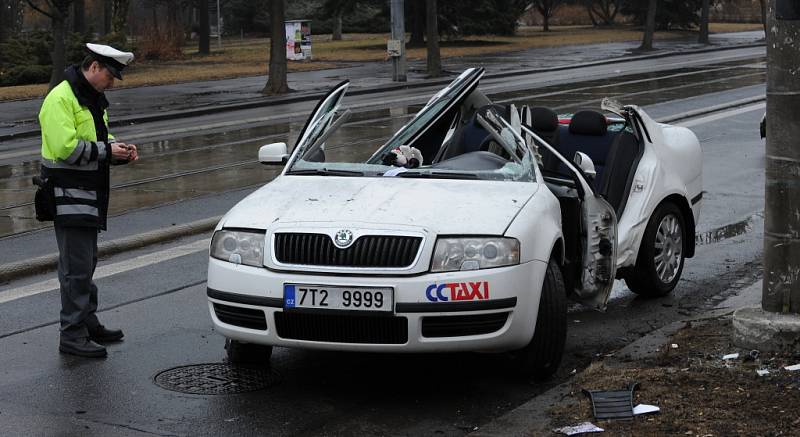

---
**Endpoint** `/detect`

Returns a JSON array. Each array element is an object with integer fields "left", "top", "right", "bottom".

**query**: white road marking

[
  {"left": 0, "top": 238, "right": 209, "bottom": 305},
  {"left": 677, "top": 102, "right": 765, "bottom": 128}
]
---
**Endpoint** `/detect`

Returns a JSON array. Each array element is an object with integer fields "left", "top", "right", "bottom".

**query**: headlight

[
  {"left": 431, "top": 237, "right": 520, "bottom": 272},
  {"left": 210, "top": 230, "right": 265, "bottom": 267}
]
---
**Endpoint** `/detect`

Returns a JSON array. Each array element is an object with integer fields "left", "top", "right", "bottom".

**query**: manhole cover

[{"left": 154, "top": 363, "right": 280, "bottom": 395}]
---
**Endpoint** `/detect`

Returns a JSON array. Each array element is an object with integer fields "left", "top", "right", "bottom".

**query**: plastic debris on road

[
  {"left": 633, "top": 404, "right": 661, "bottom": 415},
  {"left": 756, "top": 369, "right": 770, "bottom": 376},
  {"left": 722, "top": 353, "right": 739, "bottom": 360},
  {"left": 583, "top": 383, "right": 638, "bottom": 420},
  {"left": 553, "top": 422, "right": 604, "bottom": 435},
  {"left": 784, "top": 364, "right": 800, "bottom": 371},
  {"left": 670, "top": 343, "right": 679, "bottom": 349}
]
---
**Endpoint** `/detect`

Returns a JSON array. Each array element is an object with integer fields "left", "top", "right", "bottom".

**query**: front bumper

[{"left": 206, "top": 258, "right": 547, "bottom": 353}]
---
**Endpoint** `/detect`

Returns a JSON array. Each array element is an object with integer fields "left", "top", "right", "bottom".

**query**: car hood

[{"left": 221, "top": 175, "right": 539, "bottom": 235}]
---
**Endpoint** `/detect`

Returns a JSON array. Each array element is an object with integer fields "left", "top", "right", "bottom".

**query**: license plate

[{"left": 283, "top": 284, "right": 393, "bottom": 312}]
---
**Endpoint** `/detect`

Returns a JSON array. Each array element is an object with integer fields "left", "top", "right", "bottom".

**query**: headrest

[
  {"left": 569, "top": 110, "right": 607, "bottom": 136},
  {"left": 530, "top": 107, "right": 558, "bottom": 132}
]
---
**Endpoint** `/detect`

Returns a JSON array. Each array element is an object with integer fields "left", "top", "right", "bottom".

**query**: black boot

[
  {"left": 89, "top": 325, "right": 124, "bottom": 343},
  {"left": 59, "top": 337, "right": 107, "bottom": 358}
]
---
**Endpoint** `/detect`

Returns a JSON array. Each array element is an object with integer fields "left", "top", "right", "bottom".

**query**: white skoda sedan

[{"left": 206, "top": 68, "right": 702, "bottom": 378}]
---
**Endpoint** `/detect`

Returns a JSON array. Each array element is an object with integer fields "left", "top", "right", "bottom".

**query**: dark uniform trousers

[{"left": 55, "top": 224, "right": 101, "bottom": 339}]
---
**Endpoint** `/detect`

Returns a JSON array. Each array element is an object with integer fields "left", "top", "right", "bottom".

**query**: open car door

[
  {"left": 520, "top": 123, "right": 618, "bottom": 311},
  {"left": 284, "top": 80, "right": 351, "bottom": 170}
]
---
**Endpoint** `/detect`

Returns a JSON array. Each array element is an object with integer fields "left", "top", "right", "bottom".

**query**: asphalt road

[{"left": 0, "top": 48, "right": 766, "bottom": 436}]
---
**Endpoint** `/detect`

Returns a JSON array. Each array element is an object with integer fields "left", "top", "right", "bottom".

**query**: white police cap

[{"left": 85, "top": 43, "right": 134, "bottom": 80}]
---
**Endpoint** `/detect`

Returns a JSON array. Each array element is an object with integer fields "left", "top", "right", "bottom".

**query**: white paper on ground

[
  {"left": 553, "top": 422, "right": 605, "bottom": 435},
  {"left": 633, "top": 404, "right": 661, "bottom": 415},
  {"left": 756, "top": 369, "right": 770, "bottom": 376},
  {"left": 784, "top": 364, "right": 800, "bottom": 371},
  {"left": 722, "top": 353, "right": 740, "bottom": 360}
]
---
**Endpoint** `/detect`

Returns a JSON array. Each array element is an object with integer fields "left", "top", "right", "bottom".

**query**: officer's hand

[
  {"left": 111, "top": 142, "right": 137, "bottom": 162},
  {"left": 127, "top": 144, "right": 138, "bottom": 161}
]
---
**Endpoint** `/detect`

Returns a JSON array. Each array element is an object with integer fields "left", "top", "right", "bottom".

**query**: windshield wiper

[
  {"left": 287, "top": 168, "right": 364, "bottom": 177},
  {"left": 393, "top": 171, "right": 478, "bottom": 180}
]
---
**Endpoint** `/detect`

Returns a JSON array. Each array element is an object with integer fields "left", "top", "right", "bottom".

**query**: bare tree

[
  {"left": 409, "top": 0, "right": 425, "bottom": 47},
  {"left": 533, "top": 0, "right": 562, "bottom": 32},
  {"left": 25, "top": 0, "right": 74, "bottom": 89},
  {"left": 1, "top": 0, "right": 26, "bottom": 43},
  {"left": 425, "top": 0, "right": 440, "bottom": 77},
  {"left": 198, "top": 0, "right": 210, "bottom": 54},
  {"left": 72, "top": 0, "right": 84, "bottom": 33},
  {"left": 332, "top": 10, "right": 343, "bottom": 40},
  {"left": 639, "top": 0, "right": 657, "bottom": 50},
  {"left": 698, "top": 0, "right": 709, "bottom": 44},
  {"left": 103, "top": 0, "right": 111, "bottom": 35},
  {"left": 758, "top": 0, "right": 766, "bottom": 36},
  {"left": 111, "top": 0, "right": 130, "bottom": 37},
  {"left": 262, "top": 0, "right": 290, "bottom": 95},
  {"left": 585, "top": 0, "right": 620, "bottom": 26}
]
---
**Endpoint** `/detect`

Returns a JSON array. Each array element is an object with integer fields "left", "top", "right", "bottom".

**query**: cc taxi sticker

[{"left": 425, "top": 281, "right": 489, "bottom": 302}]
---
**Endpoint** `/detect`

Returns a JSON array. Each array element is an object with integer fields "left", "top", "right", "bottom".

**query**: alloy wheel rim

[{"left": 654, "top": 213, "right": 683, "bottom": 284}]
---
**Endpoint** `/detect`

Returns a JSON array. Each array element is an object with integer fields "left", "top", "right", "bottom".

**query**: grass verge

[{"left": 0, "top": 23, "right": 764, "bottom": 102}]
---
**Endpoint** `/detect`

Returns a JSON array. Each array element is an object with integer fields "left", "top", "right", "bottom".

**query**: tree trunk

[
  {"left": 151, "top": 2, "right": 160, "bottom": 37},
  {"left": 425, "top": 0, "right": 441, "bottom": 77},
  {"left": 409, "top": 0, "right": 425, "bottom": 48},
  {"left": 543, "top": 13, "right": 550, "bottom": 32},
  {"left": 639, "top": 0, "right": 657, "bottom": 50},
  {"left": 49, "top": 9, "right": 68, "bottom": 90},
  {"left": 332, "top": 10, "right": 343, "bottom": 41},
  {"left": 72, "top": 0, "right": 85, "bottom": 34},
  {"left": 263, "top": 0, "right": 290, "bottom": 95},
  {"left": 759, "top": 0, "right": 767, "bottom": 36},
  {"left": 103, "top": 0, "right": 112, "bottom": 35},
  {"left": 112, "top": 0, "right": 130, "bottom": 36},
  {"left": 199, "top": 0, "right": 210, "bottom": 54},
  {"left": 698, "top": 0, "right": 709, "bottom": 44}
]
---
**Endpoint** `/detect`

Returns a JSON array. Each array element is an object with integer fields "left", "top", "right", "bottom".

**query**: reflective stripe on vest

[
  {"left": 54, "top": 187, "right": 98, "bottom": 201},
  {"left": 56, "top": 204, "right": 99, "bottom": 216}
]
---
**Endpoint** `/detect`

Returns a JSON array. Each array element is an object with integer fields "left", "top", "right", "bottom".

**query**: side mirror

[
  {"left": 573, "top": 151, "right": 597, "bottom": 182},
  {"left": 258, "top": 142, "right": 288, "bottom": 165}
]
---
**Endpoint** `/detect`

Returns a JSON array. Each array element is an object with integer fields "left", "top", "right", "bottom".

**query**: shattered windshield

[{"left": 286, "top": 70, "right": 537, "bottom": 183}]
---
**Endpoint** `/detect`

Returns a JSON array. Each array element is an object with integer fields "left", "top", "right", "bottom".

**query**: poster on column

[{"left": 285, "top": 20, "right": 312, "bottom": 61}]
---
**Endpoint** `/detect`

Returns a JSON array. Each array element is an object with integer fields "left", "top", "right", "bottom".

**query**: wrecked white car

[{"left": 206, "top": 68, "right": 702, "bottom": 377}]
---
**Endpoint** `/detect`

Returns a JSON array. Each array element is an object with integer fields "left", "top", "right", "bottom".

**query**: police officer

[{"left": 38, "top": 43, "right": 138, "bottom": 358}]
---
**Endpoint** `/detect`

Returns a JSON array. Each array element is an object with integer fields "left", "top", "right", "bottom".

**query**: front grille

[
  {"left": 274, "top": 233, "right": 422, "bottom": 268},
  {"left": 421, "top": 312, "right": 509, "bottom": 338},
  {"left": 213, "top": 303, "right": 267, "bottom": 330},
  {"left": 275, "top": 312, "right": 408, "bottom": 344}
]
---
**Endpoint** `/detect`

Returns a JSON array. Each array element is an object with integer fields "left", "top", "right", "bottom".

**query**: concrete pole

[
  {"left": 763, "top": 0, "right": 800, "bottom": 314},
  {"left": 391, "top": 0, "right": 407, "bottom": 82}
]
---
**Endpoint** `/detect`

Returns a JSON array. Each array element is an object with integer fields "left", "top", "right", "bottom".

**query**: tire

[
  {"left": 625, "top": 202, "right": 686, "bottom": 297},
  {"left": 225, "top": 339, "right": 273, "bottom": 366},
  {"left": 513, "top": 258, "right": 567, "bottom": 380}
]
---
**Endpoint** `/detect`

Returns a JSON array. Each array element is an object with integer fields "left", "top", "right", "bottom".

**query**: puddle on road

[{"left": 695, "top": 214, "right": 761, "bottom": 246}]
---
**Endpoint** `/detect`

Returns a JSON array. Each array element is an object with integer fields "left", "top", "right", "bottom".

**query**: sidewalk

[
  {"left": 471, "top": 279, "right": 800, "bottom": 436},
  {"left": 0, "top": 31, "right": 765, "bottom": 142}
]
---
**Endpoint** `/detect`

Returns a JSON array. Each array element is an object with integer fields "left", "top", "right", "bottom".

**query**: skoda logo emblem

[{"left": 333, "top": 229, "right": 354, "bottom": 248}]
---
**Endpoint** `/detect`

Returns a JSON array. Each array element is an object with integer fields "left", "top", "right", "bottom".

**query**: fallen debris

[
  {"left": 553, "top": 422, "right": 604, "bottom": 435},
  {"left": 583, "top": 384, "right": 638, "bottom": 420},
  {"left": 784, "top": 364, "right": 800, "bottom": 371},
  {"left": 722, "top": 353, "right": 739, "bottom": 360},
  {"left": 756, "top": 369, "right": 770, "bottom": 376},
  {"left": 633, "top": 404, "right": 660, "bottom": 415}
]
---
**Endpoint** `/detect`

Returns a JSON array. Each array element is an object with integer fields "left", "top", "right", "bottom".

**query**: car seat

[{"left": 555, "top": 110, "right": 615, "bottom": 190}]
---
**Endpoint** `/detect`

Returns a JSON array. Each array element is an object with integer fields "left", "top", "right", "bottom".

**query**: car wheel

[
  {"left": 625, "top": 202, "right": 686, "bottom": 297},
  {"left": 225, "top": 339, "right": 273, "bottom": 366},
  {"left": 513, "top": 258, "right": 567, "bottom": 380}
]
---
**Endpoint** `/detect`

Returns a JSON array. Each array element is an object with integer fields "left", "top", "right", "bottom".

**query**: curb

[
  {"left": 0, "top": 215, "right": 220, "bottom": 283},
  {"left": 0, "top": 42, "right": 764, "bottom": 143},
  {"left": 657, "top": 94, "right": 765, "bottom": 124}
]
